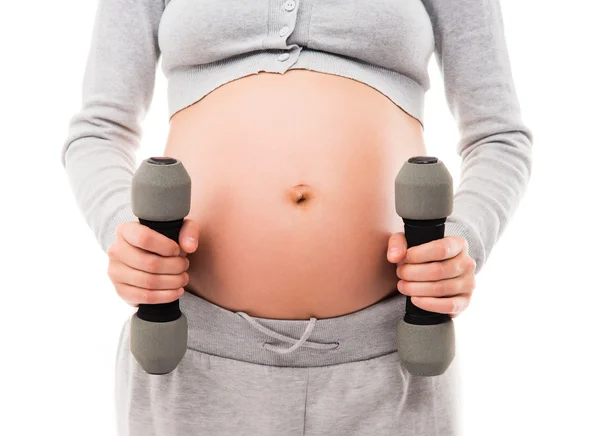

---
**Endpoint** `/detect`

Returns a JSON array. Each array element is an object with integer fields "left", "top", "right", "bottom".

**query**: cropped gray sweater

[{"left": 60, "top": 0, "right": 533, "bottom": 273}]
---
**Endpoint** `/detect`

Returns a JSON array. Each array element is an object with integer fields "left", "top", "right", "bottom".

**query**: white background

[{"left": 1, "top": 1, "right": 599, "bottom": 435}]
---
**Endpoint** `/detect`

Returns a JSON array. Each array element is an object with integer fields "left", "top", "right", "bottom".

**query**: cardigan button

[
  {"left": 277, "top": 52, "right": 290, "bottom": 62},
  {"left": 283, "top": 0, "right": 296, "bottom": 12}
]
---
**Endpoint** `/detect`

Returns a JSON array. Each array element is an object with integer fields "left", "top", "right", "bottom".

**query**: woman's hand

[
  {"left": 106, "top": 218, "right": 200, "bottom": 306},
  {"left": 387, "top": 232, "right": 476, "bottom": 318}
]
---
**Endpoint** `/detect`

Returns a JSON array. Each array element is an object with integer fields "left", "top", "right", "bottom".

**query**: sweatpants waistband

[{"left": 179, "top": 290, "right": 406, "bottom": 367}]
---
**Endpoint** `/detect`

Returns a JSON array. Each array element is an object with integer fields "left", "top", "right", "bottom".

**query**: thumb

[
  {"left": 178, "top": 217, "right": 200, "bottom": 255},
  {"left": 387, "top": 232, "right": 407, "bottom": 264}
]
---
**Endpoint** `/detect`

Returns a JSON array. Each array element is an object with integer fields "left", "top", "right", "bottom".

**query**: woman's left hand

[{"left": 387, "top": 232, "right": 477, "bottom": 318}]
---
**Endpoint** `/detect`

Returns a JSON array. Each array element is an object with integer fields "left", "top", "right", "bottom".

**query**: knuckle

[
  {"left": 405, "top": 265, "right": 420, "bottom": 281},
  {"left": 137, "top": 229, "right": 151, "bottom": 249},
  {"left": 145, "top": 257, "right": 160, "bottom": 274},
  {"left": 462, "top": 264, "right": 471, "bottom": 278},
  {"left": 143, "top": 290, "right": 160, "bottom": 304},
  {"left": 454, "top": 258, "right": 465, "bottom": 276},
  {"left": 438, "top": 241, "right": 449, "bottom": 259},
  {"left": 460, "top": 257, "right": 473, "bottom": 274},
  {"left": 433, "top": 262, "right": 445, "bottom": 280},
  {"left": 142, "top": 290, "right": 153, "bottom": 304},
  {"left": 144, "top": 273, "right": 159, "bottom": 289},
  {"left": 434, "top": 280, "right": 448, "bottom": 297}
]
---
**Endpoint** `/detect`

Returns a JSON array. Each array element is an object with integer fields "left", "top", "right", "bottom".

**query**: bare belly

[{"left": 164, "top": 70, "right": 426, "bottom": 319}]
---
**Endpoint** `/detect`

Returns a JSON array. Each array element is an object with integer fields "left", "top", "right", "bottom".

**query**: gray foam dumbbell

[
  {"left": 394, "top": 156, "right": 455, "bottom": 376},
  {"left": 130, "top": 157, "right": 191, "bottom": 375}
]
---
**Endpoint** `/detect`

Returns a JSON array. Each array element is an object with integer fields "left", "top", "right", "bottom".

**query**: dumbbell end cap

[
  {"left": 395, "top": 157, "right": 453, "bottom": 220},
  {"left": 397, "top": 318, "right": 455, "bottom": 377},
  {"left": 132, "top": 157, "right": 191, "bottom": 222},
  {"left": 130, "top": 312, "right": 188, "bottom": 375}
]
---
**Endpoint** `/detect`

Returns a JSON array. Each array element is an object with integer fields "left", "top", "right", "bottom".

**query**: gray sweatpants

[{"left": 115, "top": 290, "right": 459, "bottom": 435}]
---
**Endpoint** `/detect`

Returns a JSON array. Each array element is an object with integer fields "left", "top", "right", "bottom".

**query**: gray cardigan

[{"left": 60, "top": 0, "right": 533, "bottom": 273}]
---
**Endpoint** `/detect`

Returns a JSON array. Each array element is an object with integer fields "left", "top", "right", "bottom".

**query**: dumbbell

[
  {"left": 394, "top": 156, "right": 455, "bottom": 376},
  {"left": 129, "top": 156, "right": 191, "bottom": 375}
]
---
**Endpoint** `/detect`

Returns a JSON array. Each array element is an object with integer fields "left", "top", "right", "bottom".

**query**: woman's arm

[
  {"left": 60, "top": 0, "right": 165, "bottom": 253},
  {"left": 421, "top": 0, "right": 534, "bottom": 273}
]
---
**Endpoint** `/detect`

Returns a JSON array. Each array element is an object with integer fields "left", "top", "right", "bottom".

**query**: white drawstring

[{"left": 236, "top": 312, "right": 339, "bottom": 354}]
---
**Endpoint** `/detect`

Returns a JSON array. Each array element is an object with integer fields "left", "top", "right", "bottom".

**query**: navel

[{"left": 286, "top": 184, "right": 314, "bottom": 206}]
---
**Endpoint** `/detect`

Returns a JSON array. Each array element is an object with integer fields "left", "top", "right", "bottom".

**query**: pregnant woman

[{"left": 61, "top": 0, "right": 532, "bottom": 435}]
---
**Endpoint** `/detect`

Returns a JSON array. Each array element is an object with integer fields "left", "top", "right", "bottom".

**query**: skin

[{"left": 107, "top": 70, "right": 476, "bottom": 319}]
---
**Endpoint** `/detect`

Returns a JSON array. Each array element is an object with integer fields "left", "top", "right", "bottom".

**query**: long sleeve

[
  {"left": 421, "top": 0, "right": 534, "bottom": 273},
  {"left": 60, "top": 0, "right": 165, "bottom": 253}
]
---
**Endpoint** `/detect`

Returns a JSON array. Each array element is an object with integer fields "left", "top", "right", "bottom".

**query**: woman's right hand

[{"left": 106, "top": 218, "right": 200, "bottom": 306}]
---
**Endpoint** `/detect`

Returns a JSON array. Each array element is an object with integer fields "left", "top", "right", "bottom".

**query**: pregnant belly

[{"left": 163, "top": 70, "right": 426, "bottom": 319}]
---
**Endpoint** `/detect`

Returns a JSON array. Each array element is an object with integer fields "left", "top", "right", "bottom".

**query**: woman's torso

[{"left": 164, "top": 70, "right": 426, "bottom": 319}]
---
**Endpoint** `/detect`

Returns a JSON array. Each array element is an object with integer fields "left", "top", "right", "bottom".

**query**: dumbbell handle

[
  {"left": 135, "top": 218, "right": 184, "bottom": 323},
  {"left": 403, "top": 218, "right": 452, "bottom": 326}
]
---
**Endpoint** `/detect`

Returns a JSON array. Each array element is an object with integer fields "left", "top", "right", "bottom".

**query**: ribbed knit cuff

[
  {"left": 444, "top": 217, "right": 486, "bottom": 275},
  {"left": 101, "top": 203, "right": 138, "bottom": 254}
]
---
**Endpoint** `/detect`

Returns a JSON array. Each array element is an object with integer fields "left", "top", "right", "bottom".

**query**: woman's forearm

[
  {"left": 422, "top": 0, "right": 534, "bottom": 272},
  {"left": 60, "top": 0, "right": 164, "bottom": 252}
]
